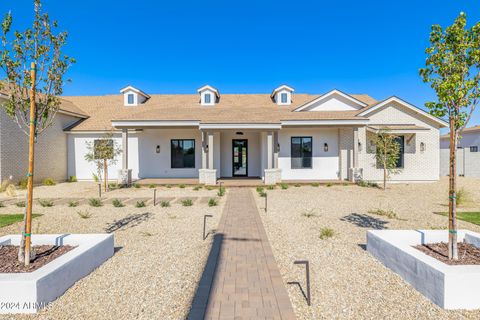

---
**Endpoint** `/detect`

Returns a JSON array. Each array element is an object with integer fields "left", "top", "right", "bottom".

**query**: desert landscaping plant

[
  {"left": 374, "top": 129, "right": 401, "bottom": 190},
  {"left": 0, "top": 0, "right": 75, "bottom": 265},
  {"left": 38, "top": 199, "right": 54, "bottom": 207},
  {"left": 208, "top": 198, "right": 218, "bottom": 207},
  {"left": 5, "top": 184, "right": 16, "bottom": 197},
  {"left": 160, "top": 200, "right": 170, "bottom": 207},
  {"left": 179, "top": 184, "right": 186, "bottom": 189},
  {"left": 42, "top": 178, "right": 56, "bottom": 186},
  {"left": 217, "top": 186, "right": 226, "bottom": 197},
  {"left": 17, "top": 178, "right": 28, "bottom": 190},
  {"left": 368, "top": 208, "right": 398, "bottom": 219},
  {"left": 294, "top": 183, "right": 301, "bottom": 187},
  {"left": 0, "top": 201, "right": 4, "bottom": 208},
  {"left": 302, "top": 209, "right": 317, "bottom": 218},
  {"left": 135, "top": 200, "right": 146, "bottom": 208},
  {"left": 85, "top": 132, "right": 121, "bottom": 192},
  {"left": 280, "top": 183, "right": 289, "bottom": 190},
  {"left": 319, "top": 227, "right": 335, "bottom": 239},
  {"left": 267, "top": 185, "right": 275, "bottom": 190},
  {"left": 311, "top": 182, "right": 319, "bottom": 187},
  {"left": 419, "top": 12, "right": 480, "bottom": 260},
  {"left": 193, "top": 185, "right": 201, "bottom": 191},
  {"left": 259, "top": 191, "right": 267, "bottom": 198},
  {"left": 68, "top": 175, "right": 77, "bottom": 182},
  {"left": 356, "top": 179, "right": 379, "bottom": 188},
  {"left": 456, "top": 187, "right": 470, "bottom": 206},
  {"left": 133, "top": 183, "right": 140, "bottom": 189},
  {"left": 77, "top": 210, "right": 92, "bottom": 219},
  {"left": 68, "top": 200, "right": 79, "bottom": 207},
  {"left": 88, "top": 198, "right": 103, "bottom": 207},
  {"left": 181, "top": 199, "right": 193, "bottom": 207},
  {"left": 148, "top": 184, "right": 156, "bottom": 189},
  {"left": 112, "top": 199, "right": 124, "bottom": 208},
  {"left": 16, "top": 201, "right": 26, "bottom": 208}
]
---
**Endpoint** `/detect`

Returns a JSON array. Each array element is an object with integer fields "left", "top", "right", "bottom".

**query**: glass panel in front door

[{"left": 233, "top": 140, "right": 247, "bottom": 176}]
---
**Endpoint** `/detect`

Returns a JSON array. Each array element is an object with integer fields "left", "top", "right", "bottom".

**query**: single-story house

[
  {"left": 440, "top": 125, "right": 480, "bottom": 152},
  {"left": 0, "top": 85, "right": 448, "bottom": 185}
]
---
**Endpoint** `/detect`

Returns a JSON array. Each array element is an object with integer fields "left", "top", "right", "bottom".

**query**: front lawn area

[
  {"left": 0, "top": 214, "right": 42, "bottom": 228},
  {"left": 437, "top": 211, "right": 480, "bottom": 226}
]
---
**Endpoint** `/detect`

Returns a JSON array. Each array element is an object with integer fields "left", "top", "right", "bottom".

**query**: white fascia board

[
  {"left": 119, "top": 86, "right": 150, "bottom": 98},
  {"left": 293, "top": 89, "right": 368, "bottom": 112},
  {"left": 197, "top": 85, "right": 220, "bottom": 97},
  {"left": 281, "top": 119, "right": 369, "bottom": 126},
  {"left": 57, "top": 109, "right": 89, "bottom": 119},
  {"left": 357, "top": 96, "right": 448, "bottom": 127},
  {"left": 111, "top": 120, "right": 200, "bottom": 128},
  {"left": 199, "top": 123, "right": 282, "bottom": 130},
  {"left": 65, "top": 129, "right": 140, "bottom": 134},
  {"left": 270, "top": 84, "right": 295, "bottom": 97}
]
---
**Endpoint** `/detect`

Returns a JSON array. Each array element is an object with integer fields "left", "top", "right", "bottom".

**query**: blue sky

[{"left": 2, "top": 0, "right": 480, "bottom": 127}]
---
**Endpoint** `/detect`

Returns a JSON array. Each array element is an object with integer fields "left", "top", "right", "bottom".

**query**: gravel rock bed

[
  {"left": 254, "top": 177, "right": 480, "bottom": 319},
  {"left": 0, "top": 182, "right": 225, "bottom": 319}
]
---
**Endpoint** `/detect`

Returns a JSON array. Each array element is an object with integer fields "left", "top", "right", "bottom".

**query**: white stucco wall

[
  {"left": 0, "top": 108, "right": 80, "bottom": 183},
  {"left": 359, "top": 102, "right": 441, "bottom": 182},
  {"left": 278, "top": 128, "right": 339, "bottom": 180},
  {"left": 303, "top": 93, "right": 362, "bottom": 111},
  {"left": 441, "top": 131, "right": 480, "bottom": 149}
]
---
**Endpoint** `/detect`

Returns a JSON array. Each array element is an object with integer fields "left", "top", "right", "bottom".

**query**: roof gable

[{"left": 294, "top": 89, "right": 367, "bottom": 112}]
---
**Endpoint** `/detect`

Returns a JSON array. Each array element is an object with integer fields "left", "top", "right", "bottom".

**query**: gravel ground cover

[
  {"left": 254, "top": 177, "right": 480, "bottom": 319},
  {"left": 0, "top": 182, "right": 225, "bottom": 319}
]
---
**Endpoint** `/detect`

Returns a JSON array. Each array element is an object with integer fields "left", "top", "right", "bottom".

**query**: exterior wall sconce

[
  {"left": 358, "top": 141, "right": 362, "bottom": 152},
  {"left": 205, "top": 144, "right": 209, "bottom": 153},
  {"left": 236, "top": 131, "right": 244, "bottom": 135},
  {"left": 420, "top": 142, "right": 426, "bottom": 152},
  {"left": 277, "top": 143, "right": 280, "bottom": 152},
  {"left": 324, "top": 143, "right": 328, "bottom": 152},
  {"left": 156, "top": 145, "right": 160, "bottom": 153}
]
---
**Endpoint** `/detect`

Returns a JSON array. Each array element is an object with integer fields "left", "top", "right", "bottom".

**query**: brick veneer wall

[{"left": 0, "top": 109, "right": 80, "bottom": 183}]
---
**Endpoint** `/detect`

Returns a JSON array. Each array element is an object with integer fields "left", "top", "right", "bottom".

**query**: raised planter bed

[
  {"left": 367, "top": 229, "right": 480, "bottom": 310},
  {"left": 0, "top": 234, "right": 114, "bottom": 314}
]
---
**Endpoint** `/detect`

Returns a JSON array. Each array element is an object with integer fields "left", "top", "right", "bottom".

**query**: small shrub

[
  {"left": 280, "top": 183, "right": 289, "bottom": 190},
  {"left": 108, "top": 182, "right": 119, "bottom": 190},
  {"left": 38, "top": 199, "right": 54, "bottom": 207},
  {"left": 326, "top": 183, "right": 332, "bottom": 187},
  {"left": 148, "top": 184, "right": 156, "bottom": 189},
  {"left": 356, "top": 180, "right": 379, "bottom": 188},
  {"left": 193, "top": 185, "right": 202, "bottom": 191},
  {"left": 259, "top": 191, "right": 267, "bottom": 197},
  {"left": 5, "top": 184, "right": 16, "bottom": 197},
  {"left": 17, "top": 178, "right": 28, "bottom": 190},
  {"left": 181, "top": 199, "right": 193, "bottom": 206},
  {"left": 256, "top": 186, "right": 264, "bottom": 193},
  {"left": 0, "top": 180, "right": 11, "bottom": 192},
  {"left": 302, "top": 209, "right": 317, "bottom": 218},
  {"left": 135, "top": 200, "right": 146, "bottom": 208},
  {"left": 267, "top": 185, "right": 275, "bottom": 190},
  {"left": 77, "top": 210, "right": 92, "bottom": 219},
  {"left": 68, "top": 176, "right": 77, "bottom": 183},
  {"left": 68, "top": 200, "right": 79, "bottom": 207},
  {"left": 205, "top": 186, "right": 213, "bottom": 190},
  {"left": 133, "top": 183, "right": 140, "bottom": 189},
  {"left": 456, "top": 188, "right": 470, "bottom": 206},
  {"left": 0, "top": 201, "right": 5, "bottom": 208},
  {"left": 319, "top": 227, "right": 335, "bottom": 240},
  {"left": 160, "top": 200, "right": 170, "bottom": 207},
  {"left": 217, "top": 186, "right": 226, "bottom": 197},
  {"left": 311, "top": 183, "right": 320, "bottom": 187},
  {"left": 179, "top": 184, "right": 186, "bottom": 189},
  {"left": 16, "top": 201, "right": 26, "bottom": 208},
  {"left": 88, "top": 198, "right": 103, "bottom": 207},
  {"left": 369, "top": 208, "right": 397, "bottom": 219},
  {"left": 166, "top": 184, "right": 172, "bottom": 189},
  {"left": 208, "top": 198, "right": 218, "bottom": 207},
  {"left": 294, "top": 183, "right": 301, "bottom": 187},
  {"left": 92, "top": 173, "right": 99, "bottom": 182},
  {"left": 43, "top": 178, "right": 56, "bottom": 186},
  {"left": 112, "top": 199, "right": 124, "bottom": 208}
]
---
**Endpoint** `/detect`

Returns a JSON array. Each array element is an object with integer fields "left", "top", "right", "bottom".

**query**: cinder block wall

[{"left": 0, "top": 109, "right": 80, "bottom": 183}]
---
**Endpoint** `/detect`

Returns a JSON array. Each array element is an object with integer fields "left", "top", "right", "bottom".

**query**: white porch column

[
  {"left": 201, "top": 131, "right": 207, "bottom": 169},
  {"left": 267, "top": 131, "right": 273, "bottom": 169},
  {"left": 208, "top": 132, "right": 214, "bottom": 170},
  {"left": 353, "top": 127, "right": 359, "bottom": 168},
  {"left": 273, "top": 131, "right": 279, "bottom": 169},
  {"left": 122, "top": 128, "right": 128, "bottom": 170},
  {"left": 264, "top": 131, "right": 278, "bottom": 185},
  {"left": 118, "top": 128, "right": 132, "bottom": 186},
  {"left": 199, "top": 131, "right": 217, "bottom": 186}
]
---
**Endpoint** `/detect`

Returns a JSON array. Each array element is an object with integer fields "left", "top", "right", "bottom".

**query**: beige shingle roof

[
  {"left": 441, "top": 125, "right": 480, "bottom": 138},
  {"left": 62, "top": 93, "right": 377, "bottom": 131}
]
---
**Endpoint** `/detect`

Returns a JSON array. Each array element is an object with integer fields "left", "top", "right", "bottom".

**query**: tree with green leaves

[
  {"left": 85, "top": 132, "right": 121, "bottom": 192},
  {"left": 420, "top": 12, "right": 480, "bottom": 260},
  {"left": 373, "top": 129, "right": 401, "bottom": 190},
  {"left": 0, "top": 0, "right": 75, "bottom": 265}
]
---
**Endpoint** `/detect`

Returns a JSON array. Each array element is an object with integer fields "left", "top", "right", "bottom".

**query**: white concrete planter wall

[
  {"left": 0, "top": 234, "right": 114, "bottom": 314},
  {"left": 367, "top": 229, "right": 480, "bottom": 310}
]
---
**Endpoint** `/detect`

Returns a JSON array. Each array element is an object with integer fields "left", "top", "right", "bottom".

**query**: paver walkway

[{"left": 196, "top": 188, "right": 296, "bottom": 319}]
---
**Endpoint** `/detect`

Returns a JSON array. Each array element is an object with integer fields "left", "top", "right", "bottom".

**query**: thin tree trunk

[
  {"left": 17, "top": 192, "right": 29, "bottom": 263},
  {"left": 104, "top": 159, "right": 107, "bottom": 192},
  {"left": 448, "top": 118, "right": 458, "bottom": 260},
  {"left": 24, "top": 62, "right": 37, "bottom": 266}
]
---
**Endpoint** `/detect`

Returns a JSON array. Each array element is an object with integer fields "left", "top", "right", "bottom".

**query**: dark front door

[{"left": 232, "top": 139, "right": 248, "bottom": 177}]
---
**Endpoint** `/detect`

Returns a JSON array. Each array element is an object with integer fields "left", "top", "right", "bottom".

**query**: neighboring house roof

[
  {"left": 62, "top": 93, "right": 376, "bottom": 131},
  {"left": 441, "top": 125, "right": 480, "bottom": 139}
]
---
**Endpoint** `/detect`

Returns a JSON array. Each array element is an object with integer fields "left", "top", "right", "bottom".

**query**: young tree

[
  {"left": 373, "top": 129, "right": 401, "bottom": 190},
  {"left": 85, "top": 132, "right": 121, "bottom": 192},
  {"left": 0, "top": 0, "right": 75, "bottom": 265},
  {"left": 420, "top": 12, "right": 480, "bottom": 260}
]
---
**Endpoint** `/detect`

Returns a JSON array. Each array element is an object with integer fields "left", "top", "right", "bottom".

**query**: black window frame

[
  {"left": 170, "top": 139, "right": 196, "bottom": 169},
  {"left": 127, "top": 94, "right": 134, "bottom": 104},
  {"left": 291, "top": 136, "right": 313, "bottom": 169},
  {"left": 470, "top": 146, "right": 479, "bottom": 153}
]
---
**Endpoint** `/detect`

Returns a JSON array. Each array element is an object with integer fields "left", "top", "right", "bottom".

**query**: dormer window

[
  {"left": 120, "top": 85, "right": 150, "bottom": 106},
  {"left": 205, "top": 93, "right": 211, "bottom": 104},
  {"left": 271, "top": 84, "right": 294, "bottom": 105},
  {"left": 197, "top": 85, "right": 220, "bottom": 106}
]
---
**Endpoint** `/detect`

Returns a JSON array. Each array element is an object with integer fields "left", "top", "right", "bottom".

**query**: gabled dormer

[
  {"left": 120, "top": 85, "right": 150, "bottom": 106},
  {"left": 197, "top": 85, "right": 219, "bottom": 106},
  {"left": 271, "top": 84, "right": 294, "bottom": 105},
  {"left": 293, "top": 89, "right": 367, "bottom": 112}
]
